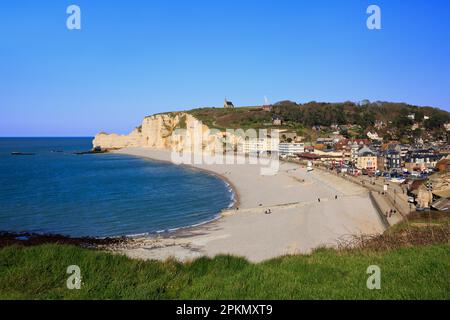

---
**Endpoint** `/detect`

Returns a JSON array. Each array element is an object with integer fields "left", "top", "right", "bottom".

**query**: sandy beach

[{"left": 113, "top": 147, "right": 386, "bottom": 262}]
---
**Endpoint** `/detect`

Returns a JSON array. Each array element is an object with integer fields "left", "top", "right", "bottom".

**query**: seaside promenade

[{"left": 314, "top": 165, "right": 411, "bottom": 226}]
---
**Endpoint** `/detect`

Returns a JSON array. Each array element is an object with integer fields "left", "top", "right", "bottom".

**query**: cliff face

[{"left": 93, "top": 112, "right": 239, "bottom": 152}]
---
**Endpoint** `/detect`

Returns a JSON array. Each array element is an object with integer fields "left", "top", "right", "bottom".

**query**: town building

[
  {"left": 356, "top": 147, "right": 377, "bottom": 171},
  {"left": 311, "top": 149, "right": 345, "bottom": 164},
  {"left": 378, "top": 149, "right": 402, "bottom": 172},
  {"left": 333, "top": 139, "right": 370, "bottom": 164},
  {"left": 316, "top": 137, "right": 334, "bottom": 146},
  {"left": 304, "top": 145, "right": 315, "bottom": 153},
  {"left": 382, "top": 143, "right": 410, "bottom": 160},
  {"left": 334, "top": 139, "right": 369, "bottom": 151},
  {"left": 367, "top": 131, "right": 382, "bottom": 141},
  {"left": 413, "top": 172, "right": 450, "bottom": 209},
  {"left": 377, "top": 155, "right": 385, "bottom": 172},
  {"left": 330, "top": 134, "right": 345, "bottom": 144},
  {"left": 370, "top": 140, "right": 383, "bottom": 153},
  {"left": 297, "top": 153, "right": 320, "bottom": 161},
  {"left": 404, "top": 149, "right": 442, "bottom": 172},
  {"left": 399, "top": 144, "right": 411, "bottom": 159},
  {"left": 445, "top": 123, "right": 450, "bottom": 131},
  {"left": 278, "top": 143, "right": 305, "bottom": 156},
  {"left": 272, "top": 115, "right": 283, "bottom": 126},
  {"left": 350, "top": 141, "right": 361, "bottom": 164},
  {"left": 240, "top": 137, "right": 279, "bottom": 154},
  {"left": 314, "top": 144, "right": 327, "bottom": 151}
]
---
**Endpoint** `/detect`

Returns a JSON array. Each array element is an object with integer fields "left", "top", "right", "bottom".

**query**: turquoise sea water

[{"left": 0, "top": 138, "right": 233, "bottom": 237}]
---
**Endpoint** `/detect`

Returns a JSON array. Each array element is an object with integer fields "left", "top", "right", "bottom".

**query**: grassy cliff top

[
  {"left": 1, "top": 243, "right": 447, "bottom": 299},
  {"left": 1, "top": 213, "right": 448, "bottom": 299},
  {"left": 187, "top": 107, "right": 273, "bottom": 130}
]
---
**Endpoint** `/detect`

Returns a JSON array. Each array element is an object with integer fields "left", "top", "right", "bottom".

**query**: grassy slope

[
  {"left": 187, "top": 107, "right": 273, "bottom": 130},
  {"left": 0, "top": 244, "right": 448, "bottom": 299}
]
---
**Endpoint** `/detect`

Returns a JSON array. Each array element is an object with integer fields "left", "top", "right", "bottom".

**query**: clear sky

[{"left": 1, "top": 0, "right": 450, "bottom": 136}]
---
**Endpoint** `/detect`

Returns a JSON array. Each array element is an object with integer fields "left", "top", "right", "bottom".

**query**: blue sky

[{"left": 1, "top": 0, "right": 450, "bottom": 136}]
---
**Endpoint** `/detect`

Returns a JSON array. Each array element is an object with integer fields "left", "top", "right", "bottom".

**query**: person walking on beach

[
  {"left": 335, "top": 195, "right": 338, "bottom": 200},
  {"left": 318, "top": 198, "right": 321, "bottom": 203}
]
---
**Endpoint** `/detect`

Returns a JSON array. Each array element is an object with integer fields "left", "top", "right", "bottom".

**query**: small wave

[
  {"left": 154, "top": 213, "right": 222, "bottom": 235},
  {"left": 223, "top": 181, "right": 237, "bottom": 208},
  {"left": 124, "top": 232, "right": 151, "bottom": 238}
]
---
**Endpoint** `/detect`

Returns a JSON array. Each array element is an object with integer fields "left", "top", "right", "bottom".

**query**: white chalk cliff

[{"left": 93, "top": 112, "right": 241, "bottom": 153}]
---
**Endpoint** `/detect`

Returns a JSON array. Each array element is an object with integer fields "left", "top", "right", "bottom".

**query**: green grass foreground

[{"left": 0, "top": 244, "right": 448, "bottom": 299}]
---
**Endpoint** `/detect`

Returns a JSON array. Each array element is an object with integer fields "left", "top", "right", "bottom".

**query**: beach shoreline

[{"left": 108, "top": 147, "right": 386, "bottom": 262}]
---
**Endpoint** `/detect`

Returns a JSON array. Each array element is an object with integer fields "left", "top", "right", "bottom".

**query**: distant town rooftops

[
  {"left": 334, "top": 139, "right": 370, "bottom": 150},
  {"left": 386, "top": 149, "right": 400, "bottom": 155},
  {"left": 297, "top": 153, "right": 320, "bottom": 160},
  {"left": 358, "top": 146, "right": 375, "bottom": 157}
]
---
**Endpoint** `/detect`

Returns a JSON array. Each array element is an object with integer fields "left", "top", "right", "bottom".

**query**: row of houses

[
  {"left": 238, "top": 135, "right": 448, "bottom": 174},
  {"left": 303, "top": 144, "right": 446, "bottom": 173}
]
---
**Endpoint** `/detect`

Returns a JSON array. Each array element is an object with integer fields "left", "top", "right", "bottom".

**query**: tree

[
  {"left": 424, "top": 115, "right": 447, "bottom": 130},
  {"left": 340, "top": 128, "right": 351, "bottom": 139}
]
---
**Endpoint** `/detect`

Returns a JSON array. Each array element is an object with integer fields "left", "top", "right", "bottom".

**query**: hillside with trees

[{"left": 186, "top": 101, "right": 450, "bottom": 143}]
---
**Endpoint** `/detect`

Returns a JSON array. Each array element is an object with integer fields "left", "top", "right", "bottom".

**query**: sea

[{"left": 0, "top": 138, "right": 234, "bottom": 238}]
